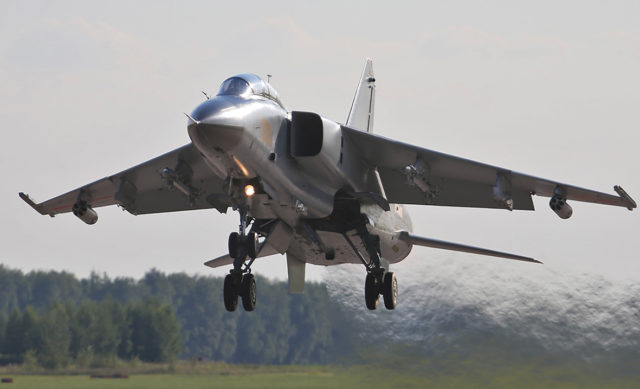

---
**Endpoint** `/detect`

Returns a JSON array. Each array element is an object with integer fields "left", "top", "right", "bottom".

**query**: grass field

[{"left": 0, "top": 360, "right": 638, "bottom": 388}]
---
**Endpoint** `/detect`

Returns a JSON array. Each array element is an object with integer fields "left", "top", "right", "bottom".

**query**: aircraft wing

[
  {"left": 342, "top": 127, "right": 637, "bottom": 212},
  {"left": 20, "top": 143, "right": 231, "bottom": 219}
]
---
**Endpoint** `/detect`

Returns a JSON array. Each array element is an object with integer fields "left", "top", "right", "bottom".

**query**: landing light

[{"left": 244, "top": 184, "right": 256, "bottom": 197}]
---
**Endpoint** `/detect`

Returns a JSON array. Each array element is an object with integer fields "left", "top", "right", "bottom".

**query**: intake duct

[{"left": 290, "top": 111, "right": 323, "bottom": 157}]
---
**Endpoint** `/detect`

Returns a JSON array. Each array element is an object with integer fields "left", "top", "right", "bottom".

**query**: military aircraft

[{"left": 20, "top": 59, "right": 636, "bottom": 312}]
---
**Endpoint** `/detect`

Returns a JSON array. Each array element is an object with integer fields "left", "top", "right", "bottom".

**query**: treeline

[
  {"left": 0, "top": 266, "right": 357, "bottom": 366},
  {"left": 1, "top": 299, "right": 180, "bottom": 368}
]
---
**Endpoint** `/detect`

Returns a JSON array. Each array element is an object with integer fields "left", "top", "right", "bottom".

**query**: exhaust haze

[{"left": 324, "top": 254, "right": 640, "bottom": 360}]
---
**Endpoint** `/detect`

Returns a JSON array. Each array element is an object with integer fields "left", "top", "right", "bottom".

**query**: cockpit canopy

[
  {"left": 217, "top": 73, "right": 285, "bottom": 109},
  {"left": 218, "top": 77, "right": 251, "bottom": 96}
]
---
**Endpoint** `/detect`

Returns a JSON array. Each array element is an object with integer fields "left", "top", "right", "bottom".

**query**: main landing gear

[
  {"left": 364, "top": 269, "right": 398, "bottom": 310},
  {"left": 224, "top": 208, "right": 259, "bottom": 312},
  {"left": 343, "top": 218, "right": 398, "bottom": 311}
]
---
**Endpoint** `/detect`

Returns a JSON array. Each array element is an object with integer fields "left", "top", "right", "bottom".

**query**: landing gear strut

[
  {"left": 224, "top": 207, "right": 259, "bottom": 312},
  {"left": 343, "top": 217, "right": 398, "bottom": 311}
]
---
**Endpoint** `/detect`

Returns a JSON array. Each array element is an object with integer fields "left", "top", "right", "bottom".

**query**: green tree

[
  {"left": 93, "top": 298, "right": 125, "bottom": 360},
  {"left": 168, "top": 275, "right": 237, "bottom": 360},
  {"left": 2, "top": 307, "right": 39, "bottom": 363},
  {"left": 234, "top": 278, "right": 293, "bottom": 364},
  {"left": 128, "top": 301, "right": 181, "bottom": 362},
  {"left": 141, "top": 270, "right": 174, "bottom": 304},
  {"left": 27, "top": 271, "right": 81, "bottom": 310},
  {"left": 0, "top": 313, "right": 5, "bottom": 345},
  {"left": 0, "top": 266, "right": 29, "bottom": 315},
  {"left": 37, "top": 303, "right": 71, "bottom": 369},
  {"left": 285, "top": 284, "right": 332, "bottom": 364},
  {"left": 2, "top": 309, "right": 22, "bottom": 362},
  {"left": 69, "top": 301, "right": 95, "bottom": 362}
]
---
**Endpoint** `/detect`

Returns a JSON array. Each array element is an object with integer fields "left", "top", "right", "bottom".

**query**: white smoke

[{"left": 323, "top": 254, "right": 640, "bottom": 357}]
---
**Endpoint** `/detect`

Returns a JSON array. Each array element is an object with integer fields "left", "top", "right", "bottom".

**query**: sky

[{"left": 1, "top": 1, "right": 639, "bottom": 284}]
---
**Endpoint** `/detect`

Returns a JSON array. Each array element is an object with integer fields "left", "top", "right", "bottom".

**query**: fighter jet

[{"left": 20, "top": 59, "right": 636, "bottom": 312}]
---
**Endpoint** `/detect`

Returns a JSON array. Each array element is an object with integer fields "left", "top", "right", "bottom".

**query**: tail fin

[{"left": 346, "top": 58, "right": 376, "bottom": 132}]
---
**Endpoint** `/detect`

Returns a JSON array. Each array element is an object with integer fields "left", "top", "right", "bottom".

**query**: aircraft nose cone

[
  {"left": 187, "top": 97, "right": 246, "bottom": 152},
  {"left": 190, "top": 97, "right": 231, "bottom": 122},
  {"left": 188, "top": 121, "right": 243, "bottom": 152}
]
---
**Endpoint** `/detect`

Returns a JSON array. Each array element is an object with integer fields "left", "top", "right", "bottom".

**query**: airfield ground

[{"left": 0, "top": 361, "right": 637, "bottom": 389}]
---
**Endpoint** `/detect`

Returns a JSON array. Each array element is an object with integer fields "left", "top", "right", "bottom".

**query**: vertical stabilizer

[{"left": 346, "top": 58, "right": 376, "bottom": 132}]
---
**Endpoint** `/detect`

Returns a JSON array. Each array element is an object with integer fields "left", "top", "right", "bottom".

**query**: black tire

[
  {"left": 382, "top": 272, "right": 398, "bottom": 310},
  {"left": 228, "top": 232, "right": 240, "bottom": 259},
  {"left": 223, "top": 274, "right": 238, "bottom": 312},
  {"left": 241, "top": 274, "right": 257, "bottom": 311},
  {"left": 246, "top": 232, "right": 259, "bottom": 259},
  {"left": 364, "top": 274, "right": 379, "bottom": 310}
]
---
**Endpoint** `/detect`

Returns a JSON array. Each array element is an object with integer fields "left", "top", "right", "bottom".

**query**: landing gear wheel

[
  {"left": 228, "top": 232, "right": 240, "bottom": 259},
  {"left": 240, "top": 273, "right": 257, "bottom": 311},
  {"left": 246, "top": 232, "right": 259, "bottom": 259},
  {"left": 223, "top": 274, "right": 239, "bottom": 312},
  {"left": 364, "top": 274, "right": 379, "bottom": 310},
  {"left": 382, "top": 272, "right": 398, "bottom": 310}
]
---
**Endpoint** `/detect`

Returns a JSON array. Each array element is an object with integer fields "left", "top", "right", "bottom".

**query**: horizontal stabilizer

[
  {"left": 204, "top": 254, "right": 234, "bottom": 269},
  {"left": 204, "top": 241, "right": 279, "bottom": 268},
  {"left": 397, "top": 231, "right": 541, "bottom": 264}
]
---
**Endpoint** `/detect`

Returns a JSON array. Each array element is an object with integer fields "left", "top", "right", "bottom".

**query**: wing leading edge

[
  {"left": 20, "top": 144, "right": 231, "bottom": 220},
  {"left": 342, "top": 126, "right": 636, "bottom": 212}
]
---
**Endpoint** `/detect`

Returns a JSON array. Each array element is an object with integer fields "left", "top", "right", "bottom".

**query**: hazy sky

[{"left": 1, "top": 1, "right": 638, "bottom": 283}]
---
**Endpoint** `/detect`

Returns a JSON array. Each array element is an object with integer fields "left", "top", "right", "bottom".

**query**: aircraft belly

[
  {"left": 285, "top": 228, "right": 410, "bottom": 266},
  {"left": 287, "top": 230, "right": 361, "bottom": 266}
]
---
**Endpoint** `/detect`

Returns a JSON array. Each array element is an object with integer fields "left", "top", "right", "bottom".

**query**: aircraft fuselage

[{"left": 188, "top": 94, "right": 413, "bottom": 266}]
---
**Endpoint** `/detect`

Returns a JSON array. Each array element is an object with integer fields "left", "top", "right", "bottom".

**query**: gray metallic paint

[{"left": 20, "top": 62, "right": 635, "bottom": 283}]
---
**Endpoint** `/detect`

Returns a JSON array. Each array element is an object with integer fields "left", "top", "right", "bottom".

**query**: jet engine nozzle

[
  {"left": 549, "top": 195, "right": 572, "bottom": 219},
  {"left": 72, "top": 201, "right": 98, "bottom": 225}
]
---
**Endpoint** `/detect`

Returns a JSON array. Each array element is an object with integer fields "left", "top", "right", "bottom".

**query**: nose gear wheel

[
  {"left": 241, "top": 273, "right": 257, "bottom": 311},
  {"left": 223, "top": 206, "right": 260, "bottom": 312},
  {"left": 223, "top": 273, "right": 240, "bottom": 312}
]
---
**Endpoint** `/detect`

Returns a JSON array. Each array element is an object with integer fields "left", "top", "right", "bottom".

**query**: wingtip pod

[{"left": 614, "top": 186, "right": 637, "bottom": 211}]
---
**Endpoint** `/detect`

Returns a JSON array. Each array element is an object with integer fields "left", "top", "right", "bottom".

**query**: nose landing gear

[{"left": 224, "top": 208, "right": 259, "bottom": 312}]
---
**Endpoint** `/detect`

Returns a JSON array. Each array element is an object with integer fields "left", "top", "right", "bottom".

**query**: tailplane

[{"left": 346, "top": 58, "right": 376, "bottom": 132}]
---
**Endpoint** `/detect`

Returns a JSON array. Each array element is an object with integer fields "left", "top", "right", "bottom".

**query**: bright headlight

[{"left": 244, "top": 184, "right": 256, "bottom": 197}]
